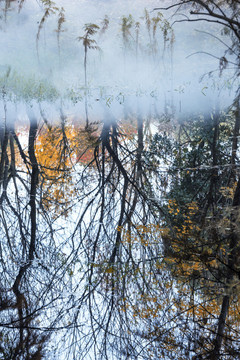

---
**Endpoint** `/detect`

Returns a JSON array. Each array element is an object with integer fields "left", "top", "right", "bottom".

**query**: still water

[{"left": 0, "top": 1, "right": 239, "bottom": 359}]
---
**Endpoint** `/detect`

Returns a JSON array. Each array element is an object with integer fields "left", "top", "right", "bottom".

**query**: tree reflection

[{"left": 1, "top": 97, "right": 240, "bottom": 359}]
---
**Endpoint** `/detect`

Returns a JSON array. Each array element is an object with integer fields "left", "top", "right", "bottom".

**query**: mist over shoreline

[{"left": 0, "top": 0, "right": 237, "bottom": 121}]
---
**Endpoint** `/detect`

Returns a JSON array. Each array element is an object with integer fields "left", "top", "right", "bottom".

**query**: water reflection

[{"left": 0, "top": 96, "right": 239, "bottom": 358}]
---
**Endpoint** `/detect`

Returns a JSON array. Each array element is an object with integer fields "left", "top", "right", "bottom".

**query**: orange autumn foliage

[{"left": 35, "top": 121, "right": 99, "bottom": 215}]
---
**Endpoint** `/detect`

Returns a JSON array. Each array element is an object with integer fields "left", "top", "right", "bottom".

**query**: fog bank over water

[{"left": 0, "top": 0, "right": 237, "bottom": 121}]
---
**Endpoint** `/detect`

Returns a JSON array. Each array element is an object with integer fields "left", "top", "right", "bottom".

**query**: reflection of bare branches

[{"left": 1, "top": 92, "right": 240, "bottom": 358}]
